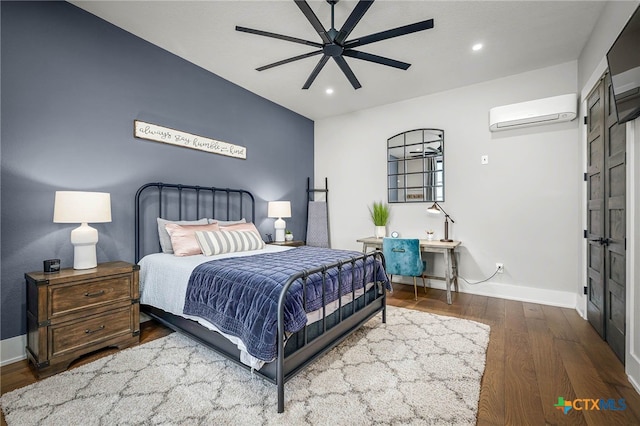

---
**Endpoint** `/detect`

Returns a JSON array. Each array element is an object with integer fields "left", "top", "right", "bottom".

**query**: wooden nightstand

[
  {"left": 25, "top": 261, "right": 140, "bottom": 378},
  {"left": 268, "top": 240, "right": 305, "bottom": 247}
]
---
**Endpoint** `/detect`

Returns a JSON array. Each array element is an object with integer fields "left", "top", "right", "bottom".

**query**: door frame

[{"left": 580, "top": 57, "right": 639, "bottom": 391}]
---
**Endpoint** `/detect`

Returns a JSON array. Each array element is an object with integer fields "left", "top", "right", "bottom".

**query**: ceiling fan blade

[
  {"left": 343, "top": 49, "right": 411, "bottom": 70},
  {"left": 256, "top": 50, "right": 323, "bottom": 71},
  {"left": 344, "top": 19, "right": 434, "bottom": 49},
  {"left": 335, "top": 0, "right": 374, "bottom": 45},
  {"left": 236, "top": 26, "right": 323, "bottom": 48},
  {"left": 294, "top": 0, "right": 332, "bottom": 44},
  {"left": 333, "top": 56, "right": 362, "bottom": 89},
  {"left": 302, "top": 55, "right": 330, "bottom": 89}
]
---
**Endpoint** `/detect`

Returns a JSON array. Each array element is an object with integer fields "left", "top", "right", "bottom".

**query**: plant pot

[
  {"left": 285, "top": 234, "right": 293, "bottom": 241},
  {"left": 374, "top": 225, "right": 386, "bottom": 238}
]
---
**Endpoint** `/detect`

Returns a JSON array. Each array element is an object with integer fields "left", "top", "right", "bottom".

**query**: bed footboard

[{"left": 276, "top": 250, "right": 387, "bottom": 413}]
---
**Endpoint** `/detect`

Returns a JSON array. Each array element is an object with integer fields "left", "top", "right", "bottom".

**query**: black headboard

[{"left": 135, "top": 182, "right": 256, "bottom": 262}]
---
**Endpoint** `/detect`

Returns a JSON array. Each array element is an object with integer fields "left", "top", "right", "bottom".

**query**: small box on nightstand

[{"left": 43, "top": 259, "right": 60, "bottom": 273}]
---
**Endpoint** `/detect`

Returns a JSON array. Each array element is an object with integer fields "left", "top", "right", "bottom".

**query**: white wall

[
  {"left": 577, "top": 1, "right": 640, "bottom": 90},
  {"left": 315, "top": 61, "right": 581, "bottom": 307}
]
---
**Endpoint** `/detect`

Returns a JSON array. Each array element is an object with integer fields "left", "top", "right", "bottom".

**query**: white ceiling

[{"left": 70, "top": 1, "right": 606, "bottom": 120}]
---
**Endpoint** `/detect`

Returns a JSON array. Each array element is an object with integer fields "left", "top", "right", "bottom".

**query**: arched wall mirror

[{"left": 387, "top": 129, "right": 444, "bottom": 203}]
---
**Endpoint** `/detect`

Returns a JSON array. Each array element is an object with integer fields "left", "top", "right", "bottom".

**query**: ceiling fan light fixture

[
  {"left": 325, "top": 88, "right": 335, "bottom": 95},
  {"left": 236, "top": 0, "right": 434, "bottom": 90}
]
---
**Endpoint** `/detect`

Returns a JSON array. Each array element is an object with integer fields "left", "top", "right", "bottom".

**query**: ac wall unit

[{"left": 489, "top": 93, "right": 577, "bottom": 131}]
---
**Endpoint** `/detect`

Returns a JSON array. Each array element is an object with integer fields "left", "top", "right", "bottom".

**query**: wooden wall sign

[{"left": 134, "top": 120, "right": 246, "bottom": 160}]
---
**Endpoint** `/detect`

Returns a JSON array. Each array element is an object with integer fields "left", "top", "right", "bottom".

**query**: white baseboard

[
  {"left": 627, "top": 351, "right": 640, "bottom": 395},
  {"left": 393, "top": 278, "right": 578, "bottom": 309},
  {"left": 629, "top": 372, "right": 640, "bottom": 395},
  {"left": 0, "top": 334, "right": 27, "bottom": 367},
  {"left": 576, "top": 294, "right": 587, "bottom": 319}
]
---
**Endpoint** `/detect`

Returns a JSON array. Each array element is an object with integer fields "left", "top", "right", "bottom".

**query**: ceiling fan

[{"left": 236, "top": 0, "right": 434, "bottom": 90}]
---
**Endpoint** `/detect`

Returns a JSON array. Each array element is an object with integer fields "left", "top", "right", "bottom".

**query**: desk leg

[
  {"left": 450, "top": 248, "right": 459, "bottom": 293},
  {"left": 362, "top": 243, "right": 376, "bottom": 253},
  {"left": 444, "top": 249, "right": 452, "bottom": 304}
]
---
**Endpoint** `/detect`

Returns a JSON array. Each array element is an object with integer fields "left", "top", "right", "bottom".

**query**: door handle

[{"left": 588, "top": 237, "right": 610, "bottom": 246}]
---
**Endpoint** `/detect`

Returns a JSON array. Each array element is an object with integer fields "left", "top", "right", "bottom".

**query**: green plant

[
  {"left": 369, "top": 201, "right": 390, "bottom": 226},
  {"left": 285, "top": 229, "right": 292, "bottom": 235}
]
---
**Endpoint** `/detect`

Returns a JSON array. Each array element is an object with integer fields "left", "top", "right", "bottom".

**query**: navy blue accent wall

[{"left": 1, "top": 1, "right": 314, "bottom": 340}]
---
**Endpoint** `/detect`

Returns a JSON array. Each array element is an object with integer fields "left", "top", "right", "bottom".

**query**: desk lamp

[
  {"left": 268, "top": 201, "right": 291, "bottom": 242},
  {"left": 427, "top": 202, "right": 454, "bottom": 242},
  {"left": 53, "top": 191, "right": 112, "bottom": 269}
]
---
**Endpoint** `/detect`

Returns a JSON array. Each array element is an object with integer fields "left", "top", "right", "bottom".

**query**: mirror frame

[{"left": 387, "top": 128, "right": 445, "bottom": 203}]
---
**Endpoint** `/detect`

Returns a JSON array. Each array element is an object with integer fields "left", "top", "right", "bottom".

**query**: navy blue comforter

[{"left": 183, "top": 246, "right": 388, "bottom": 362}]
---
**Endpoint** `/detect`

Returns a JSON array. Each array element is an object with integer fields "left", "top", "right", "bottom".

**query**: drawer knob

[
  {"left": 84, "top": 290, "right": 105, "bottom": 297},
  {"left": 85, "top": 325, "right": 105, "bottom": 334}
]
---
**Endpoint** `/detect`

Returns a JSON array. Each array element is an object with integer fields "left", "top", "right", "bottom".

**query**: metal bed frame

[{"left": 135, "top": 182, "right": 387, "bottom": 413}]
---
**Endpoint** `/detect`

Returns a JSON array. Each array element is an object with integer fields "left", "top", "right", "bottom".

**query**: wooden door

[
  {"left": 603, "top": 75, "right": 626, "bottom": 362},
  {"left": 585, "top": 73, "right": 626, "bottom": 363},
  {"left": 586, "top": 78, "right": 606, "bottom": 337}
]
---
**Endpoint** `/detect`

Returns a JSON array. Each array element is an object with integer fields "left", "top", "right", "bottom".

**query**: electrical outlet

[
  {"left": 496, "top": 263, "right": 504, "bottom": 273},
  {"left": 481, "top": 155, "right": 489, "bottom": 165}
]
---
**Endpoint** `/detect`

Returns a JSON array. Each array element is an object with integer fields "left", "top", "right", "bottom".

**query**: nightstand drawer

[
  {"left": 50, "top": 274, "right": 132, "bottom": 318},
  {"left": 50, "top": 306, "right": 133, "bottom": 358}
]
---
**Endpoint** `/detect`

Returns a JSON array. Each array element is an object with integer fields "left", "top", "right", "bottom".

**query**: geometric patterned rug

[{"left": 1, "top": 306, "right": 490, "bottom": 425}]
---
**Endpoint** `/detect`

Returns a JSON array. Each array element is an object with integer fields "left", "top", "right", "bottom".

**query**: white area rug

[{"left": 1, "top": 307, "right": 490, "bottom": 425}]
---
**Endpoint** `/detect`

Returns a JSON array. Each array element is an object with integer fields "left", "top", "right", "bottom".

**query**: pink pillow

[
  {"left": 165, "top": 223, "right": 220, "bottom": 256},
  {"left": 220, "top": 222, "right": 261, "bottom": 237}
]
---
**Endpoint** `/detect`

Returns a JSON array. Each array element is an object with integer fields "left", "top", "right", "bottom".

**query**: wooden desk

[{"left": 357, "top": 237, "right": 461, "bottom": 304}]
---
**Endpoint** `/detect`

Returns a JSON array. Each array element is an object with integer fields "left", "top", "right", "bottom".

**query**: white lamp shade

[
  {"left": 53, "top": 191, "right": 112, "bottom": 223},
  {"left": 268, "top": 201, "right": 291, "bottom": 218}
]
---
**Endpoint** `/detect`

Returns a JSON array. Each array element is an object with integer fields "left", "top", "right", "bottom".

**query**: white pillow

[
  {"left": 195, "top": 229, "right": 265, "bottom": 256},
  {"left": 208, "top": 218, "right": 247, "bottom": 226},
  {"left": 157, "top": 218, "right": 208, "bottom": 254}
]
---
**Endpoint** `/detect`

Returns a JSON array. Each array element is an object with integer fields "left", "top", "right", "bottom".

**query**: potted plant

[
  {"left": 369, "top": 201, "right": 390, "bottom": 238},
  {"left": 284, "top": 229, "right": 293, "bottom": 241}
]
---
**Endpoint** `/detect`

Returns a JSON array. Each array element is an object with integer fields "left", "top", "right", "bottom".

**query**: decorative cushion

[
  {"left": 208, "top": 218, "right": 247, "bottom": 226},
  {"left": 195, "top": 229, "right": 265, "bottom": 256},
  {"left": 219, "top": 222, "right": 261, "bottom": 236},
  {"left": 164, "top": 223, "right": 220, "bottom": 256},
  {"left": 157, "top": 218, "right": 208, "bottom": 254}
]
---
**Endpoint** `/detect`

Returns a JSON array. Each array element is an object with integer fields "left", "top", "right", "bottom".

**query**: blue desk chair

[{"left": 383, "top": 238, "right": 426, "bottom": 300}]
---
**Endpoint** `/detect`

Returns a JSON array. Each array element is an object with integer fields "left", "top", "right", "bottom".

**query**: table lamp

[
  {"left": 427, "top": 202, "right": 455, "bottom": 242},
  {"left": 53, "top": 191, "right": 112, "bottom": 269},
  {"left": 268, "top": 201, "right": 291, "bottom": 242}
]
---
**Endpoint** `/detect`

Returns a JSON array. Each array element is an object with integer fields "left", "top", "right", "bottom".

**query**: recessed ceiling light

[
  {"left": 325, "top": 88, "right": 334, "bottom": 95},
  {"left": 472, "top": 43, "right": 483, "bottom": 51}
]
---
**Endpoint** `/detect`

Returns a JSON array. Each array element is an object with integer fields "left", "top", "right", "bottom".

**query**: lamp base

[
  {"left": 274, "top": 217, "right": 286, "bottom": 243},
  {"left": 440, "top": 238, "right": 453, "bottom": 243},
  {"left": 70, "top": 223, "right": 98, "bottom": 269}
]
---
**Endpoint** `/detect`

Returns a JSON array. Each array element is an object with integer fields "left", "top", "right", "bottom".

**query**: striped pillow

[{"left": 195, "top": 229, "right": 265, "bottom": 256}]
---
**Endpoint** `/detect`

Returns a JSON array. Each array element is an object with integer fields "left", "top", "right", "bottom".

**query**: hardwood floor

[{"left": 2, "top": 286, "right": 639, "bottom": 425}]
